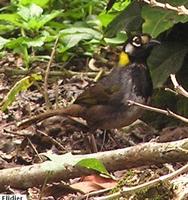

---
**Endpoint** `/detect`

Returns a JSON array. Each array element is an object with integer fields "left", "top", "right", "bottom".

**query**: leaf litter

[{"left": 0, "top": 49, "right": 186, "bottom": 199}]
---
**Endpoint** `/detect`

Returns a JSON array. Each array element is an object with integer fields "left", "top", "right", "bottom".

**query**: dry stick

[
  {"left": 78, "top": 188, "right": 111, "bottom": 200},
  {"left": 44, "top": 36, "right": 59, "bottom": 109},
  {"left": 170, "top": 74, "right": 188, "bottom": 98},
  {"left": 37, "top": 130, "right": 67, "bottom": 151},
  {"left": 27, "top": 138, "right": 44, "bottom": 162},
  {"left": 142, "top": 0, "right": 188, "bottom": 15},
  {"left": 38, "top": 174, "right": 50, "bottom": 200},
  {"left": 94, "top": 162, "right": 188, "bottom": 200},
  {"left": 0, "top": 67, "right": 102, "bottom": 78},
  {"left": 127, "top": 100, "right": 188, "bottom": 123}
]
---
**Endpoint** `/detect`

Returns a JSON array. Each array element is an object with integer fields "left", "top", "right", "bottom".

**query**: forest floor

[{"left": 0, "top": 51, "right": 188, "bottom": 199}]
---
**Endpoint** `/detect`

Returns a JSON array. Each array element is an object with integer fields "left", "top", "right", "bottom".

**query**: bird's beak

[{"left": 149, "top": 39, "right": 161, "bottom": 46}]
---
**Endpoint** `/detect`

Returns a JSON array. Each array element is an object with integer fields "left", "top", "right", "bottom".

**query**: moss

[
  {"left": 133, "top": 182, "right": 173, "bottom": 200},
  {"left": 110, "top": 170, "right": 135, "bottom": 193}
]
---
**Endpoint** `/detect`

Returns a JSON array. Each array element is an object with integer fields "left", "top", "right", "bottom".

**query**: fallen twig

[{"left": 0, "top": 67, "right": 105, "bottom": 79}]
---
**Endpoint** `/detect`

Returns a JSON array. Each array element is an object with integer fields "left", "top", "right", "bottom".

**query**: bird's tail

[{"left": 17, "top": 104, "right": 85, "bottom": 129}]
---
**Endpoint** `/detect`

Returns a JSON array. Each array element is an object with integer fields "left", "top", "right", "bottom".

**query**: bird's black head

[{"left": 120, "top": 34, "right": 160, "bottom": 65}]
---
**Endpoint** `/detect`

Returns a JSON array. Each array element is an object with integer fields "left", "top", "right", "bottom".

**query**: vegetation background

[{"left": 0, "top": 0, "right": 188, "bottom": 199}]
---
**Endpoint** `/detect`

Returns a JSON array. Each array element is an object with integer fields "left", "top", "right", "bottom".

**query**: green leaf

[
  {"left": 23, "top": 10, "right": 61, "bottom": 31},
  {"left": 106, "top": 0, "right": 131, "bottom": 11},
  {"left": 98, "top": 12, "right": 116, "bottom": 27},
  {"left": 25, "top": 36, "right": 46, "bottom": 47},
  {"left": 17, "top": 4, "right": 61, "bottom": 31},
  {"left": 6, "top": 37, "right": 27, "bottom": 49},
  {"left": 142, "top": 1, "right": 188, "bottom": 37},
  {"left": 60, "top": 27, "right": 103, "bottom": 52},
  {"left": 105, "top": 0, "right": 144, "bottom": 37},
  {"left": 104, "top": 31, "right": 127, "bottom": 44},
  {"left": 0, "top": 24, "right": 15, "bottom": 34},
  {"left": 149, "top": 42, "right": 188, "bottom": 88},
  {"left": 6, "top": 36, "right": 46, "bottom": 49},
  {"left": 0, "top": 13, "right": 22, "bottom": 27},
  {"left": 17, "top": 4, "right": 43, "bottom": 21},
  {"left": 1, "top": 74, "right": 42, "bottom": 111},
  {"left": 0, "top": 37, "right": 9, "bottom": 50},
  {"left": 63, "top": 33, "right": 93, "bottom": 50},
  {"left": 18, "top": 0, "right": 50, "bottom": 7},
  {"left": 76, "top": 158, "right": 110, "bottom": 176},
  {"left": 33, "top": 10, "right": 61, "bottom": 30},
  {"left": 60, "top": 27, "right": 102, "bottom": 40}
]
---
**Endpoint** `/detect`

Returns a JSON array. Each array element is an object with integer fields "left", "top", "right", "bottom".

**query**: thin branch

[
  {"left": 94, "top": 162, "right": 188, "bottom": 200},
  {"left": 44, "top": 36, "right": 59, "bottom": 110},
  {"left": 165, "top": 87, "right": 177, "bottom": 95},
  {"left": 127, "top": 100, "right": 188, "bottom": 123},
  {"left": 37, "top": 130, "right": 67, "bottom": 152},
  {"left": 142, "top": 0, "right": 188, "bottom": 15},
  {"left": 0, "top": 67, "right": 102, "bottom": 78},
  {"left": 77, "top": 188, "right": 111, "bottom": 200},
  {"left": 27, "top": 138, "right": 43, "bottom": 162},
  {"left": 170, "top": 74, "right": 188, "bottom": 98}
]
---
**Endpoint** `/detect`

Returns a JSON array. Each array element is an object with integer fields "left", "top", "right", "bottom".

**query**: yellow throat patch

[{"left": 118, "top": 52, "right": 130, "bottom": 67}]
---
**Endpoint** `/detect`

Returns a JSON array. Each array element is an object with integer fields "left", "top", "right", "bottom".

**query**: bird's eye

[{"left": 132, "top": 36, "right": 141, "bottom": 47}]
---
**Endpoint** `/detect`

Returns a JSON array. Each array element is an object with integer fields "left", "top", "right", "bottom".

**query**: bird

[{"left": 18, "top": 34, "right": 160, "bottom": 133}]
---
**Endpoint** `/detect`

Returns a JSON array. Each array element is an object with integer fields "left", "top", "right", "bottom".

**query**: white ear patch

[
  {"left": 125, "top": 43, "right": 135, "bottom": 54},
  {"left": 132, "top": 36, "right": 142, "bottom": 47},
  {"left": 132, "top": 41, "right": 141, "bottom": 47}
]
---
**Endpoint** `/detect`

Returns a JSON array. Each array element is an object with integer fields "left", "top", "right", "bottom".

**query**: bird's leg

[
  {"left": 85, "top": 132, "right": 98, "bottom": 153},
  {"left": 90, "top": 133, "right": 98, "bottom": 153}
]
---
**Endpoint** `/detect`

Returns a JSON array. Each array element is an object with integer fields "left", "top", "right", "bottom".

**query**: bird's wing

[
  {"left": 74, "top": 67, "right": 131, "bottom": 106},
  {"left": 74, "top": 82, "right": 120, "bottom": 105}
]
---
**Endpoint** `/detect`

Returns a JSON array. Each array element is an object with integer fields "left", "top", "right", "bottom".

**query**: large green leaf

[
  {"left": 98, "top": 12, "right": 116, "bottom": 28},
  {"left": 105, "top": 0, "right": 144, "bottom": 37},
  {"left": 63, "top": 33, "right": 93, "bottom": 50},
  {"left": 148, "top": 42, "right": 188, "bottom": 88},
  {"left": 104, "top": 31, "right": 127, "bottom": 44},
  {"left": 142, "top": 0, "right": 188, "bottom": 37},
  {"left": 59, "top": 27, "right": 103, "bottom": 52}
]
